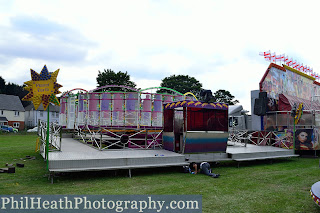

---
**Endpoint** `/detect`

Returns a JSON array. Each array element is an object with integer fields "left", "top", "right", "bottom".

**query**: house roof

[
  {"left": 25, "top": 103, "right": 60, "bottom": 112},
  {"left": 0, "top": 116, "right": 8, "bottom": 122},
  {"left": 0, "top": 94, "right": 25, "bottom": 111}
]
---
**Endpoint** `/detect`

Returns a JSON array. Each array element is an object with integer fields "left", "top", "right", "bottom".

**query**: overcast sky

[{"left": 1, "top": 0, "right": 320, "bottom": 112}]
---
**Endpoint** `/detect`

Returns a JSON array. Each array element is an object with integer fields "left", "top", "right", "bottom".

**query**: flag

[
  {"left": 264, "top": 55, "right": 271, "bottom": 61},
  {"left": 279, "top": 54, "right": 285, "bottom": 61},
  {"left": 259, "top": 50, "right": 270, "bottom": 56},
  {"left": 305, "top": 66, "right": 309, "bottom": 73},
  {"left": 271, "top": 52, "right": 276, "bottom": 62},
  {"left": 275, "top": 54, "right": 285, "bottom": 63},
  {"left": 311, "top": 71, "right": 315, "bottom": 77},
  {"left": 292, "top": 61, "right": 297, "bottom": 69},
  {"left": 300, "top": 64, "right": 304, "bottom": 72},
  {"left": 286, "top": 58, "right": 293, "bottom": 66},
  {"left": 284, "top": 56, "right": 289, "bottom": 63}
]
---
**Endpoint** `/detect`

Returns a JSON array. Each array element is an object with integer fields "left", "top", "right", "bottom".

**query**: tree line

[{"left": 0, "top": 76, "right": 30, "bottom": 107}]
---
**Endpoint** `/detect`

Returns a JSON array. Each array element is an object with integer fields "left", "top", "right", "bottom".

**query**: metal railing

[
  {"left": 38, "top": 120, "right": 62, "bottom": 158},
  {"left": 228, "top": 129, "right": 293, "bottom": 149},
  {"left": 72, "top": 125, "right": 163, "bottom": 151}
]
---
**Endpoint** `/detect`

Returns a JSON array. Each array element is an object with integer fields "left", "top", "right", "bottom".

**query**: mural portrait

[{"left": 295, "top": 129, "right": 314, "bottom": 150}]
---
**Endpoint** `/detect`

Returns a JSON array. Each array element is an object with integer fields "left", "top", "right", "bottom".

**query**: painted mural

[
  {"left": 295, "top": 129, "right": 317, "bottom": 150},
  {"left": 274, "top": 129, "right": 293, "bottom": 149},
  {"left": 314, "top": 86, "right": 320, "bottom": 103},
  {"left": 285, "top": 69, "right": 314, "bottom": 100},
  {"left": 261, "top": 67, "right": 283, "bottom": 99},
  {"left": 273, "top": 128, "right": 320, "bottom": 150},
  {"left": 261, "top": 65, "right": 315, "bottom": 101}
]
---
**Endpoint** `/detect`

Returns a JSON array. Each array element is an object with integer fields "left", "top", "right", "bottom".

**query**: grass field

[{"left": 1, "top": 134, "right": 320, "bottom": 212}]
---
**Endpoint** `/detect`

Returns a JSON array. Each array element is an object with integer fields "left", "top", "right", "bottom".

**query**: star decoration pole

[
  {"left": 22, "top": 65, "right": 62, "bottom": 110},
  {"left": 22, "top": 65, "right": 63, "bottom": 172}
]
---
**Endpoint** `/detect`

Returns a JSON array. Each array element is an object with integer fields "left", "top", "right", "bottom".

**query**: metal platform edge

[{"left": 49, "top": 162, "right": 189, "bottom": 173}]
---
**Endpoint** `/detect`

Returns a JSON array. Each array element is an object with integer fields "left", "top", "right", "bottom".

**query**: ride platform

[
  {"left": 46, "top": 138, "right": 188, "bottom": 173},
  {"left": 183, "top": 142, "right": 297, "bottom": 163},
  {"left": 45, "top": 138, "right": 298, "bottom": 174},
  {"left": 226, "top": 141, "right": 298, "bottom": 162}
]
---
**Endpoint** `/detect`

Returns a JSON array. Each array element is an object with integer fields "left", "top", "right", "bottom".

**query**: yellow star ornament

[{"left": 22, "top": 65, "right": 62, "bottom": 110}]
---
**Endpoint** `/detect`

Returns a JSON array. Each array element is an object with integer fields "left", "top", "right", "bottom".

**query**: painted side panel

[
  {"left": 184, "top": 132, "right": 228, "bottom": 153},
  {"left": 163, "top": 132, "right": 174, "bottom": 151}
]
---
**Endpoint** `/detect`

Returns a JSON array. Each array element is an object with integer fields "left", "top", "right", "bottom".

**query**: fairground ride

[{"left": 59, "top": 85, "right": 197, "bottom": 151}]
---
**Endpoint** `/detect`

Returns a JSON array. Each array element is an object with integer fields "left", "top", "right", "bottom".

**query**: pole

[
  {"left": 291, "top": 104, "right": 297, "bottom": 153},
  {"left": 46, "top": 105, "right": 50, "bottom": 171},
  {"left": 293, "top": 120, "right": 296, "bottom": 152}
]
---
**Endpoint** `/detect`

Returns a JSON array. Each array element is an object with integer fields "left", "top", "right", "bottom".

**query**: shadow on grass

[
  {"left": 53, "top": 166, "right": 185, "bottom": 182},
  {"left": 210, "top": 158, "right": 297, "bottom": 168}
]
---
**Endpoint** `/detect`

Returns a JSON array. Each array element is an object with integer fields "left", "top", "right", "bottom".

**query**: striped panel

[
  {"left": 184, "top": 132, "right": 228, "bottom": 153},
  {"left": 163, "top": 133, "right": 174, "bottom": 151}
]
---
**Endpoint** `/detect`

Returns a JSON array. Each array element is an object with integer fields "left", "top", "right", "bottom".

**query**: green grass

[{"left": 1, "top": 134, "right": 320, "bottom": 212}]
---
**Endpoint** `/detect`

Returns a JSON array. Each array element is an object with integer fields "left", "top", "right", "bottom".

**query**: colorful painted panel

[
  {"left": 295, "top": 129, "right": 320, "bottom": 150},
  {"left": 261, "top": 64, "right": 316, "bottom": 101},
  {"left": 274, "top": 129, "right": 293, "bottom": 149},
  {"left": 261, "top": 66, "right": 285, "bottom": 99},
  {"left": 164, "top": 100, "right": 228, "bottom": 110},
  {"left": 163, "top": 132, "right": 174, "bottom": 151},
  {"left": 314, "top": 84, "right": 320, "bottom": 104},
  {"left": 285, "top": 69, "right": 314, "bottom": 100},
  {"left": 184, "top": 132, "right": 228, "bottom": 153}
]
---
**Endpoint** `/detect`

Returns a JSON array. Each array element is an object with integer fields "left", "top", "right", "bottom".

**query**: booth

[{"left": 162, "top": 100, "right": 229, "bottom": 153}]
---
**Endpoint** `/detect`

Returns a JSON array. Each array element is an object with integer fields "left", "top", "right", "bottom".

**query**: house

[
  {"left": 0, "top": 94, "right": 25, "bottom": 130},
  {"left": 25, "top": 103, "right": 60, "bottom": 128},
  {"left": 0, "top": 117, "right": 8, "bottom": 126}
]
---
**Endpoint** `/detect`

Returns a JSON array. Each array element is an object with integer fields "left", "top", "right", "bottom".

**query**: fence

[{"left": 38, "top": 120, "right": 62, "bottom": 159}]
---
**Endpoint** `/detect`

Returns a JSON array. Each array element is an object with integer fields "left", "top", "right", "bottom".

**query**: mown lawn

[{"left": 0, "top": 134, "right": 320, "bottom": 212}]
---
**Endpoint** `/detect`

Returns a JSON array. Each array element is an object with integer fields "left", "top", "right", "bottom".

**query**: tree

[
  {"left": 96, "top": 69, "right": 137, "bottom": 91},
  {"left": 0, "top": 76, "right": 6, "bottom": 94},
  {"left": 4, "top": 82, "right": 30, "bottom": 107},
  {"left": 158, "top": 74, "right": 202, "bottom": 95},
  {"left": 213, "top": 89, "right": 239, "bottom": 105},
  {"left": 0, "top": 77, "right": 31, "bottom": 107}
]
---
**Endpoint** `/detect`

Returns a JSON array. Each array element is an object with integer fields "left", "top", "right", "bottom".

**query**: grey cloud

[
  {"left": 0, "top": 40, "right": 87, "bottom": 62},
  {"left": 10, "top": 16, "right": 68, "bottom": 36},
  {"left": 0, "top": 15, "right": 96, "bottom": 63}
]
